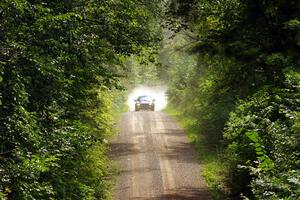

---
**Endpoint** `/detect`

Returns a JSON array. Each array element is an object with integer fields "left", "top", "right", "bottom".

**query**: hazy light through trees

[{"left": 127, "top": 85, "right": 168, "bottom": 111}]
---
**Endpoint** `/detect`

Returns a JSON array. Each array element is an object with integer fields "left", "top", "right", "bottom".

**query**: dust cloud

[{"left": 127, "top": 85, "right": 168, "bottom": 111}]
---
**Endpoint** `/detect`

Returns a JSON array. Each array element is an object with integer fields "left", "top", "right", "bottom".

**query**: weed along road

[{"left": 111, "top": 111, "right": 211, "bottom": 200}]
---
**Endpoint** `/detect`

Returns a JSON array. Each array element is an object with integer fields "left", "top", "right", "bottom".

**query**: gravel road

[{"left": 111, "top": 111, "right": 211, "bottom": 200}]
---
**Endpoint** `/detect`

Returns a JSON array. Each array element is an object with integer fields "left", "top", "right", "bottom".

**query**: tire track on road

[{"left": 111, "top": 111, "right": 211, "bottom": 200}]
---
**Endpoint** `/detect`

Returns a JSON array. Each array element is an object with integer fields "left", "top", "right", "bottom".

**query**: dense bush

[
  {"left": 165, "top": 0, "right": 300, "bottom": 199},
  {"left": 225, "top": 70, "right": 300, "bottom": 199},
  {"left": 0, "top": 0, "right": 161, "bottom": 199}
]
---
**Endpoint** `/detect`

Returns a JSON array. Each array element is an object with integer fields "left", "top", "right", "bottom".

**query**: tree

[
  {"left": 0, "top": 0, "right": 161, "bottom": 199},
  {"left": 165, "top": 0, "right": 300, "bottom": 198}
]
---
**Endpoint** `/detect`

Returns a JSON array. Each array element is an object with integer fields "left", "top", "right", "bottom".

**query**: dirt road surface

[{"left": 111, "top": 111, "right": 211, "bottom": 200}]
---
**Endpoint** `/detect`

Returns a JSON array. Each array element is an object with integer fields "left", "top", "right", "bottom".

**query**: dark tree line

[{"left": 165, "top": 0, "right": 300, "bottom": 199}]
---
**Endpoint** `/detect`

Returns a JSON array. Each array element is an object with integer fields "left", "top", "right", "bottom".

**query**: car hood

[{"left": 138, "top": 100, "right": 152, "bottom": 104}]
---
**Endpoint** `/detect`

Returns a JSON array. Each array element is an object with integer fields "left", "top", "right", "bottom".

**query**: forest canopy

[
  {"left": 0, "top": 0, "right": 161, "bottom": 199},
  {"left": 164, "top": 0, "right": 300, "bottom": 199}
]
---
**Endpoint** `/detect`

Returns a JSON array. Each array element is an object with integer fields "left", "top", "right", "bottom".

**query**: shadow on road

[
  {"left": 130, "top": 187, "right": 209, "bottom": 200},
  {"left": 160, "top": 141, "right": 199, "bottom": 164},
  {"left": 110, "top": 142, "right": 139, "bottom": 158}
]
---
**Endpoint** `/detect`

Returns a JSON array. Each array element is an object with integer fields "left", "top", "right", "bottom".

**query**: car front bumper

[{"left": 136, "top": 103, "right": 153, "bottom": 110}]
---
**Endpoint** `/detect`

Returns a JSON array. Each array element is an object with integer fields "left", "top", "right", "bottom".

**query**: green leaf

[{"left": 245, "top": 131, "right": 259, "bottom": 143}]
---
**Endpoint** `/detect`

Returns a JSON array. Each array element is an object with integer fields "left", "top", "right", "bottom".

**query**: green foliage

[
  {"left": 121, "top": 48, "right": 162, "bottom": 87},
  {"left": 165, "top": 0, "right": 300, "bottom": 199},
  {"left": 225, "top": 70, "right": 300, "bottom": 199},
  {"left": 0, "top": 0, "right": 161, "bottom": 199},
  {"left": 160, "top": 33, "right": 198, "bottom": 104}
]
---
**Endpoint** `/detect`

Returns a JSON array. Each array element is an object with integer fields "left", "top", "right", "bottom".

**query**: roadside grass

[
  {"left": 82, "top": 142, "right": 117, "bottom": 200},
  {"left": 163, "top": 106, "right": 229, "bottom": 200},
  {"left": 112, "top": 91, "right": 129, "bottom": 121},
  {"left": 106, "top": 91, "right": 130, "bottom": 199}
]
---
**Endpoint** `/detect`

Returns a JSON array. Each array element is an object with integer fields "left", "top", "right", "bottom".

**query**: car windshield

[{"left": 137, "top": 96, "right": 152, "bottom": 101}]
